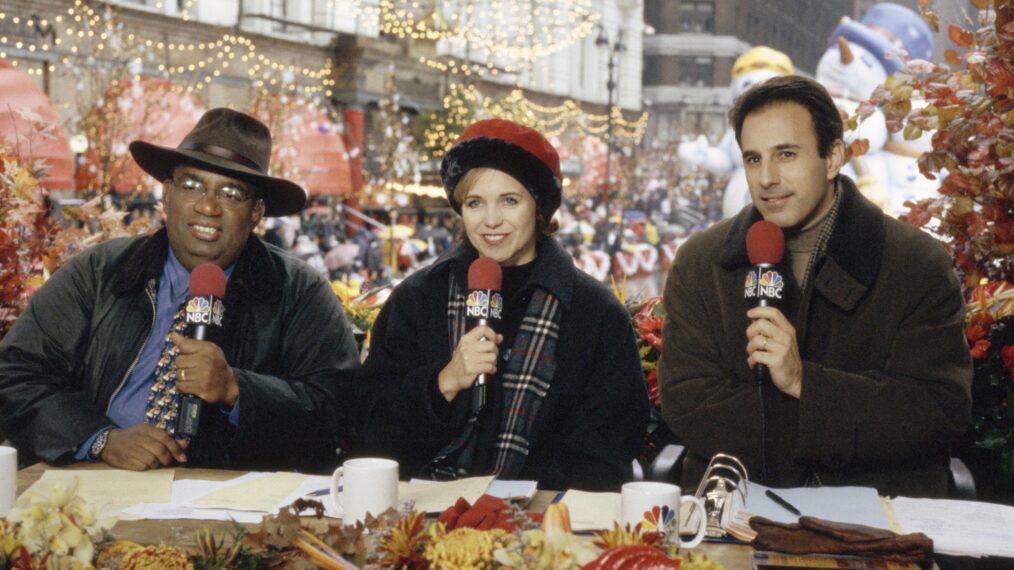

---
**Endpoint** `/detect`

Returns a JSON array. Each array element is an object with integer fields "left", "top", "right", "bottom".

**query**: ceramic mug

[
  {"left": 330, "top": 457, "right": 398, "bottom": 525},
  {"left": 621, "top": 481, "right": 707, "bottom": 549},
  {"left": 0, "top": 446, "right": 16, "bottom": 518}
]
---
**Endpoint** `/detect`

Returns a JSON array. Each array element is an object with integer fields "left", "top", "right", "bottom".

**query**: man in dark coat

[
  {"left": 0, "top": 109, "right": 360, "bottom": 473},
  {"left": 659, "top": 76, "right": 972, "bottom": 498}
]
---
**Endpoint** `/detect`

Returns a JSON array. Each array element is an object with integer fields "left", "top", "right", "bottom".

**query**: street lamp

[
  {"left": 595, "top": 24, "right": 625, "bottom": 205},
  {"left": 596, "top": 23, "right": 626, "bottom": 276}
]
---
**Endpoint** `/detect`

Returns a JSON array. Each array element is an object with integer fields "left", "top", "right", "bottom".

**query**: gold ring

[
  {"left": 179, "top": 369, "right": 186, "bottom": 382},
  {"left": 763, "top": 338, "right": 768, "bottom": 351}
]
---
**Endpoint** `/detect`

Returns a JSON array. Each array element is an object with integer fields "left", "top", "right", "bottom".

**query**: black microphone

[
  {"left": 466, "top": 256, "right": 503, "bottom": 413},
  {"left": 745, "top": 220, "right": 785, "bottom": 384},
  {"left": 178, "top": 262, "right": 227, "bottom": 437}
]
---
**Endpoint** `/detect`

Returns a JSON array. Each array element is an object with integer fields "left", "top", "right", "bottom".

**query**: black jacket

[
  {"left": 356, "top": 238, "right": 649, "bottom": 491},
  {"left": 0, "top": 229, "right": 360, "bottom": 473},
  {"left": 659, "top": 178, "right": 972, "bottom": 497}
]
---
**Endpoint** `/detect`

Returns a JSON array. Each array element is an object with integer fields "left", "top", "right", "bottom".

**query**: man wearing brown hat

[{"left": 0, "top": 109, "right": 360, "bottom": 473}]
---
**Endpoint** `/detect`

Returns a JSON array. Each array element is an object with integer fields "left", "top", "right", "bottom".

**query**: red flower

[
  {"left": 967, "top": 323, "right": 991, "bottom": 360},
  {"left": 645, "top": 369, "right": 660, "bottom": 409},
  {"left": 1001, "top": 345, "right": 1014, "bottom": 384}
]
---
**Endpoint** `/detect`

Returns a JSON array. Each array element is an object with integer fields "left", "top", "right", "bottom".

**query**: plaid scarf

[{"left": 427, "top": 273, "right": 561, "bottom": 479}]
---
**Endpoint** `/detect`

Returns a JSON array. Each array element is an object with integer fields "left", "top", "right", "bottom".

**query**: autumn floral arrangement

[
  {"left": 0, "top": 144, "right": 149, "bottom": 341},
  {"left": 611, "top": 272, "right": 674, "bottom": 467},
  {"left": 861, "top": 0, "right": 1014, "bottom": 478},
  {"left": 3, "top": 482, "right": 723, "bottom": 570},
  {"left": 0, "top": 480, "right": 112, "bottom": 570}
]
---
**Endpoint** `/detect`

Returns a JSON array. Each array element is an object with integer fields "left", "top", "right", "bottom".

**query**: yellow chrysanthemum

[{"left": 424, "top": 526, "right": 514, "bottom": 570}]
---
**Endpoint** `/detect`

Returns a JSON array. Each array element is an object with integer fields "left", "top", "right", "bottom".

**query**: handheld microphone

[
  {"left": 466, "top": 257, "right": 503, "bottom": 413},
  {"left": 745, "top": 220, "right": 785, "bottom": 384},
  {"left": 179, "top": 262, "right": 227, "bottom": 437}
]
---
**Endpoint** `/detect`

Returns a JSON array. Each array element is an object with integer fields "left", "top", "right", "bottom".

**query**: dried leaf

[
  {"left": 949, "top": 24, "right": 975, "bottom": 47},
  {"left": 970, "top": 0, "right": 990, "bottom": 9},
  {"left": 849, "top": 138, "right": 871, "bottom": 159}
]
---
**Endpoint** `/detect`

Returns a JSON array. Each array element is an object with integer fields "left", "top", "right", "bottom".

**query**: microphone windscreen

[
  {"left": 746, "top": 221, "right": 785, "bottom": 265},
  {"left": 467, "top": 256, "right": 503, "bottom": 291},
  {"left": 189, "top": 262, "right": 227, "bottom": 297}
]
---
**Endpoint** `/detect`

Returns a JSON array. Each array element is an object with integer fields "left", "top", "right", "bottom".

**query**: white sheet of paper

[
  {"left": 122, "top": 473, "right": 337, "bottom": 522},
  {"left": 892, "top": 496, "right": 1014, "bottom": 558},
  {"left": 559, "top": 490, "right": 621, "bottom": 531}
]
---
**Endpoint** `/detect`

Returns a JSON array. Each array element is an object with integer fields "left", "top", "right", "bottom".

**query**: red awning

[
  {"left": 269, "top": 105, "right": 353, "bottom": 196},
  {"left": 77, "top": 77, "right": 206, "bottom": 194},
  {"left": 559, "top": 135, "right": 621, "bottom": 198},
  {"left": 0, "top": 59, "right": 75, "bottom": 191}
]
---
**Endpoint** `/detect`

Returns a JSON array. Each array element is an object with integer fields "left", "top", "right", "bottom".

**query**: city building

[{"left": 642, "top": 0, "right": 851, "bottom": 143}]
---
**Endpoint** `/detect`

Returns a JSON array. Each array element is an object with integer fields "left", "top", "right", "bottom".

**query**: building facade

[{"left": 642, "top": 0, "right": 851, "bottom": 143}]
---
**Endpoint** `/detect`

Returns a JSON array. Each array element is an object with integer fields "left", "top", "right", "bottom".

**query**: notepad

[
  {"left": 725, "top": 482, "right": 890, "bottom": 541},
  {"left": 399, "top": 476, "right": 494, "bottom": 513}
]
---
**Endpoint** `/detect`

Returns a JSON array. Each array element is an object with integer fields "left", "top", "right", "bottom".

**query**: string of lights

[
  {"left": 0, "top": 1, "right": 334, "bottom": 97},
  {"left": 356, "top": 0, "right": 598, "bottom": 66},
  {"left": 423, "top": 82, "right": 648, "bottom": 159}
]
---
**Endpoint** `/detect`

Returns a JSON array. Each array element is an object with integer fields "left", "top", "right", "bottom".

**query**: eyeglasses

[{"left": 172, "top": 174, "right": 254, "bottom": 206}]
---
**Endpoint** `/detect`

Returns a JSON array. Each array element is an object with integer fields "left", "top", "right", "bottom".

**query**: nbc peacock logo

[
  {"left": 467, "top": 290, "right": 489, "bottom": 308},
  {"left": 758, "top": 270, "right": 785, "bottom": 299},
  {"left": 187, "top": 297, "right": 209, "bottom": 313},
  {"left": 185, "top": 296, "right": 212, "bottom": 325},
  {"left": 466, "top": 290, "right": 491, "bottom": 319},
  {"left": 488, "top": 292, "right": 503, "bottom": 319},
  {"left": 210, "top": 299, "right": 225, "bottom": 326},
  {"left": 744, "top": 271, "right": 758, "bottom": 291}
]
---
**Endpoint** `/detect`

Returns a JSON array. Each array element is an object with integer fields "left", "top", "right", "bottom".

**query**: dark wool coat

[
  {"left": 356, "top": 238, "right": 648, "bottom": 491},
  {"left": 659, "top": 177, "right": 972, "bottom": 498},
  {"left": 0, "top": 230, "right": 360, "bottom": 473}
]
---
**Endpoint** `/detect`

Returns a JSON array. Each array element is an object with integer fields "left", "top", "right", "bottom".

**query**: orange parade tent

[
  {"left": 263, "top": 103, "right": 353, "bottom": 196},
  {"left": 77, "top": 77, "right": 206, "bottom": 194},
  {"left": 0, "top": 59, "right": 75, "bottom": 191}
]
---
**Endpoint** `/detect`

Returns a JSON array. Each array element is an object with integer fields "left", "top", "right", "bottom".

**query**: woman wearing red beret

[{"left": 356, "top": 119, "right": 648, "bottom": 491}]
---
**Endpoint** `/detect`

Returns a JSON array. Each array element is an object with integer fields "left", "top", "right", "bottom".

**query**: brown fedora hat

[{"left": 129, "top": 108, "right": 307, "bottom": 217}]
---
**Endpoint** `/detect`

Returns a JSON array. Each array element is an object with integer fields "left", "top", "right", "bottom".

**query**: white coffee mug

[
  {"left": 330, "top": 457, "right": 398, "bottom": 525},
  {"left": 621, "top": 481, "right": 707, "bottom": 549},
  {"left": 0, "top": 446, "right": 16, "bottom": 518}
]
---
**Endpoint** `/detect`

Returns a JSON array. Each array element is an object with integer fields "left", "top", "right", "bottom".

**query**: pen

[
  {"left": 765, "top": 489, "right": 801, "bottom": 516},
  {"left": 306, "top": 488, "right": 330, "bottom": 497}
]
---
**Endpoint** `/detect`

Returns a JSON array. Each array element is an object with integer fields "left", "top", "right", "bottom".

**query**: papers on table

[
  {"left": 891, "top": 496, "right": 1014, "bottom": 558},
  {"left": 123, "top": 472, "right": 331, "bottom": 523},
  {"left": 19, "top": 468, "right": 175, "bottom": 520},
  {"left": 22, "top": 469, "right": 533, "bottom": 524},
  {"left": 401, "top": 476, "right": 495, "bottom": 514},
  {"left": 558, "top": 490, "right": 621, "bottom": 531},
  {"left": 725, "top": 482, "right": 891, "bottom": 542}
]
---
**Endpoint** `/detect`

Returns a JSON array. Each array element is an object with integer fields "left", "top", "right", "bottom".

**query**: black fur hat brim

[{"left": 441, "top": 137, "right": 562, "bottom": 221}]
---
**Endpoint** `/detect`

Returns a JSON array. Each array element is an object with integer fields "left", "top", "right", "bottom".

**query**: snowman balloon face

[
  {"left": 731, "top": 68, "right": 783, "bottom": 100},
  {"left": 816, "top": 37, "right": 889, "bottom": 103}
]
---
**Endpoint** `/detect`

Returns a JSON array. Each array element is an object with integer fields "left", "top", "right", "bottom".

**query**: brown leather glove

[{"left": 750, "top": 516, "right": 933, "bottom": 563}]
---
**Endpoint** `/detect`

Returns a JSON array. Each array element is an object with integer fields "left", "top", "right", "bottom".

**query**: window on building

[
  {"left": 678, "top": 56, "right": 713, "bottom": 86},
  {"left": 678, "top": 1, "right": 715, "bottom": 33}
]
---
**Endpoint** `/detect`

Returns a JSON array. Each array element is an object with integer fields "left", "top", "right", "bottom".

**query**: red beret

[{"left": 440, "top": 118, "right": 562, "bottom": 220}]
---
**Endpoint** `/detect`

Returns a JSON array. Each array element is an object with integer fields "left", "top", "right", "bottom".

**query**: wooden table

[{"left": 15, "top": 462, "right": 754, "bottom": 567}]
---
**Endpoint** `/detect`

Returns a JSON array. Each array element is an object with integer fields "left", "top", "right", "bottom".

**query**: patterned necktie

[{"left": 144, "top": 303, "right": 189, "bottom": 436}]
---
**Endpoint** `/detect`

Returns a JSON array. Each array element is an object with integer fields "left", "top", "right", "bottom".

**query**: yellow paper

[
  {"left": 398, "top": 476, "right": 494, "bottom": 513},
  {"left": 193, "top": 472, "right": 307, "bottom": 511},
  {"left": 22, "top": 468, "right": 175, "bottom": 519},
  {"left": 560, "top": 490, "right": 621, "bottom": 531}
]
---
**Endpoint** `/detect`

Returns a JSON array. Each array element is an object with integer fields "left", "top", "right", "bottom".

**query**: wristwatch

[{"left": 88, "top": 427, "right": 113, "bottom": 461}]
